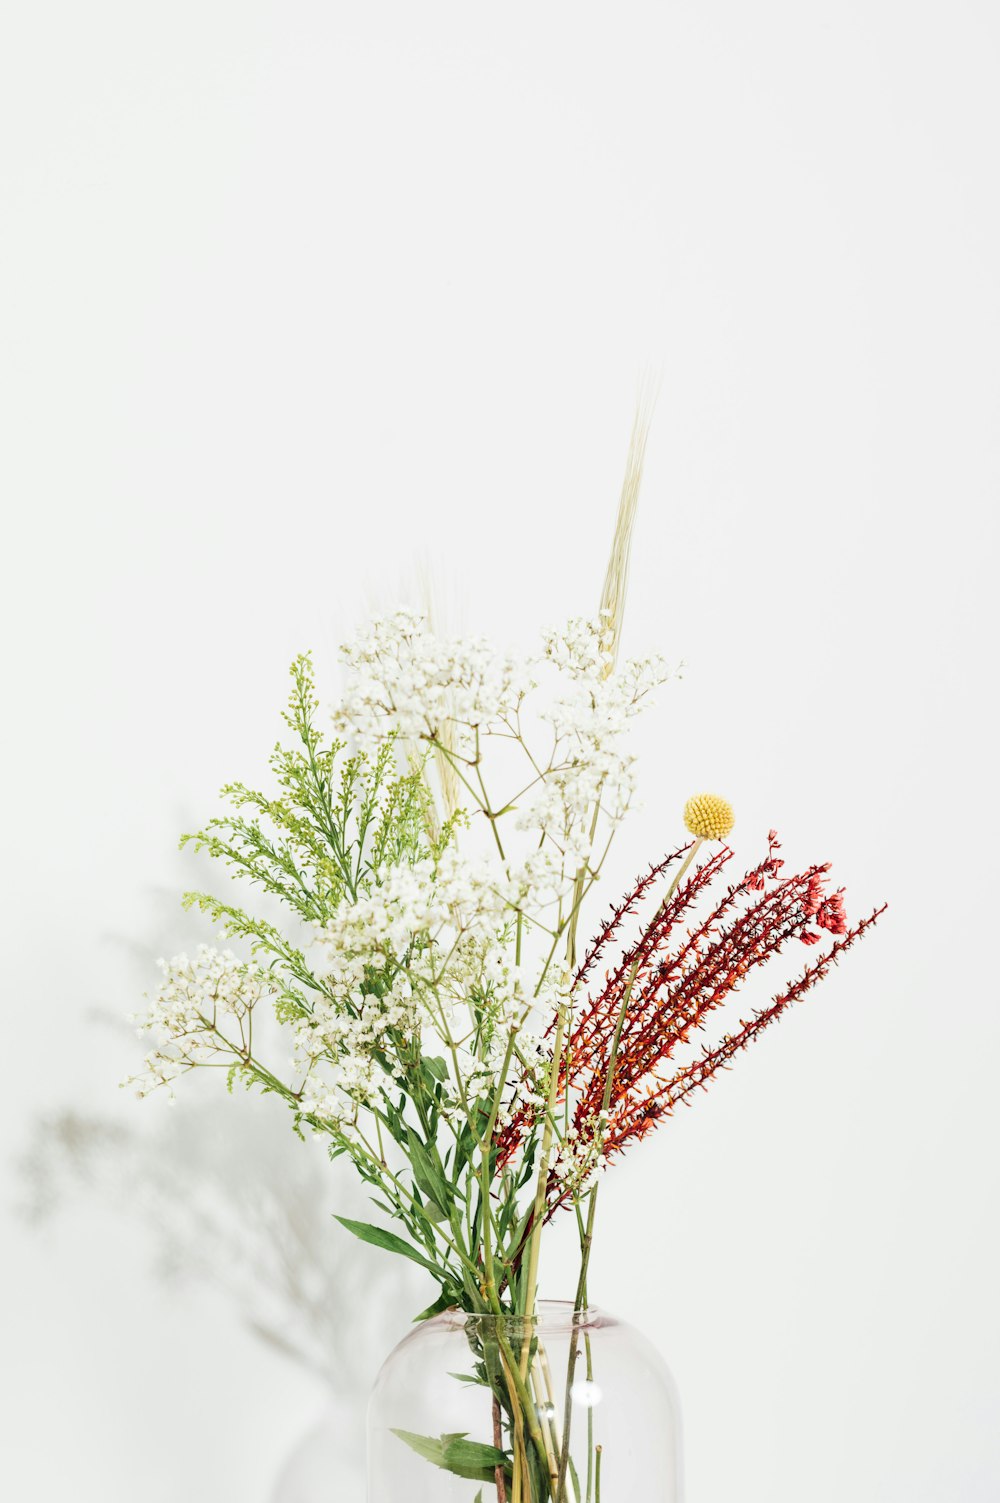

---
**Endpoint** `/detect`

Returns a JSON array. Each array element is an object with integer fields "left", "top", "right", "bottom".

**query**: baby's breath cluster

[
  {"left": 127, "top": 946, "right": 271, "bottom": 1101},
  {"left": 295, "top": 972, "right": 417, "bottom": 1128},
  {"left": 336, "top": 609, "right": 531, "bottom": 751},
  {"left": 525, "top": 616, "right": 672, "bottom": 853}
]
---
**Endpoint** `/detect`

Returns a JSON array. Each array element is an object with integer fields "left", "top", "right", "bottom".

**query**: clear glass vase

[{"left": 367, "top": 1300, "right": 683, "bottom": 1502}]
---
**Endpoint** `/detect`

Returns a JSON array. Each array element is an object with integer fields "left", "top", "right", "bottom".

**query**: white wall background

[{"left": 2, "top": 2, "right": 997, "bottom": 1499}]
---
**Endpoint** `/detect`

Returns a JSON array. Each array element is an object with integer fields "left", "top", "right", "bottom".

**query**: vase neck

[{"left": 440, "top": 1299, "right": 602, "bottom": 1338}]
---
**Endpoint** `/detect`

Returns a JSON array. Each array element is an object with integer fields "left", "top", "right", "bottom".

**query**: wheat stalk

[{"left": 598, "top": 376, "right": 660, "bottom": 675}]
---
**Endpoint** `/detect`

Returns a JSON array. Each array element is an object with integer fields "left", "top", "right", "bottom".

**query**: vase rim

[{"left": 434, "top": 1299, "right": 608, "bottom": 1334}]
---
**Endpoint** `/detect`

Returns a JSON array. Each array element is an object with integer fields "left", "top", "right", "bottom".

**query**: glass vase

[{"left": 367, "top": 1300, "right": 683, "bottom": 1501}]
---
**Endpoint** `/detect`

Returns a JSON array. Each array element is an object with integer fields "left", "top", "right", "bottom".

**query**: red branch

[
  {"left": 494, "top": 832, "right": 884, "bottom": 1212},
  {"left": 600, "top": 903, "right": 886, "bottom": 1163}
]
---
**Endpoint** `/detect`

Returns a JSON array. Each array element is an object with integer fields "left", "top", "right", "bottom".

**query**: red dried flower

[
  {"left": 816, "top": 890, "right": 848, "bottom": 935},
  {"left": 497, "top": 834, "right": 884, "bottom": 1221}
]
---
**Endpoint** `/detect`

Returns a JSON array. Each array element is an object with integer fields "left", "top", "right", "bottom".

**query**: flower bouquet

[{"left": 128, "top": 418, "right": 883, "bottom": 1501}]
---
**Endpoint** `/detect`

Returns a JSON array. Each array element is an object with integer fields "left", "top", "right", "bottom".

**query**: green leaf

[
  {"left": 390, "top": 1428, "right": 447, "bottom": 1468},
  {"left": 390, "top": 1430, "right": 508, "bottom": 1485},
  {"left": 480, "top": 1333, "right": 504, "bottom": 1391},
  {"left": 333, "top": 1216, "right": 442, "bottom": 1277},
  {"left": 525, "top": 1441, "right": 549, "bottom": 1502},
  {"left": 405, "top": 1129, "right": 452, "bottom": 1217},
  {"left": 442, "top": 1437, "right": 509, "bottom": 1479},
  {"left": 412, "top": 1287, "right": 461, "bottom": 1322}
]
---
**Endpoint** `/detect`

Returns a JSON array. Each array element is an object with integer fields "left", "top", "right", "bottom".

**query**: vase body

[{"left": 367, "top": 1301, "right": 682, "bottom": 1502}]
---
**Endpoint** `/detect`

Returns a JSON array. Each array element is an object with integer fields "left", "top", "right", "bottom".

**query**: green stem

[{"left": 481, "top": 1290, "right": 557, "bottom": 1493}]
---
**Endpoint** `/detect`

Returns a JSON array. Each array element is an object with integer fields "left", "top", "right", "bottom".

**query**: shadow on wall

[{"left": 17, "top": 1080, "right": 419, "bottom": 1500}]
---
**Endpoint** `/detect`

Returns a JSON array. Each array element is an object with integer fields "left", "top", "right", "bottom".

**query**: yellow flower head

[{"left": 683, "top": 792, "right": 735, "bottom": 842}]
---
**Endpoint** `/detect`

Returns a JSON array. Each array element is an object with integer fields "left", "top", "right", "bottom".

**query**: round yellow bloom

[{"left": 683, "top": 792, "right": 735, "bottom": 842}]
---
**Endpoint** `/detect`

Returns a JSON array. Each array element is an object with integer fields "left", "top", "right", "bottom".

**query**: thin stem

[
  {"left": 517, "top": 999, "right": 568, "bottom": 1379},
  {"left": 493, "top": 1394, "right": 509, "bottom": 1503},
  {"left": 531, "top": 1362, "right": 560, "bottom": 1492},
  {"left": 539, "top": 1343, "right": 576, "bottom": 1503}
]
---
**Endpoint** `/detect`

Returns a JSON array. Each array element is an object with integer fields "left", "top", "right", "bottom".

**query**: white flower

[
  {"left": 550, "top": 1120, "right": 608, "bottom": 1196},
  {"left": 336, "top": 610, "right": 532, "bottom": 753},
  {"left": 124, "top": 946, "right": 270, "bottom": 1100}
]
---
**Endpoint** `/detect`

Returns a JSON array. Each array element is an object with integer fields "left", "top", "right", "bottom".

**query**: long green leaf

[
  {"left": 391, "top": 1428, "right": 446, "bottom": 1467},
  {"left": 391, "top": 1429, "right": 508, "bottom": 1485},
  {"left": 333, "top": 1216, "right": 442, "bottom": 1276},
  {"left": 405, "top": 1128, "right": 451, "bottom": 1216}
]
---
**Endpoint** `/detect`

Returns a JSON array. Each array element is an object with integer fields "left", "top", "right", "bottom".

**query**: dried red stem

[{"left": 503, "top": 833, "right": 884, "bottom": 1218}]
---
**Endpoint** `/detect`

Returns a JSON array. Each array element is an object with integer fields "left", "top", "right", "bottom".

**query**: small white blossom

[
  {"left": 123, "top": 946, "right": 271, "bottom": 1101},
  {"left": 336, "top": 610, "right": 532, "bottom": 753}
]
